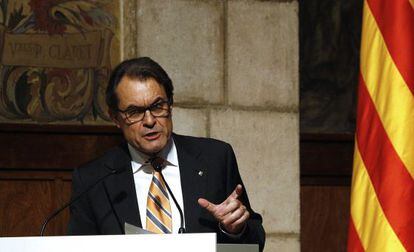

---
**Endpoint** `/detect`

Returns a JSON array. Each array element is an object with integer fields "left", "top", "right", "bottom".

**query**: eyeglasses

[{"left": 117, "top": 100, "right": 171, "bottom": 124}]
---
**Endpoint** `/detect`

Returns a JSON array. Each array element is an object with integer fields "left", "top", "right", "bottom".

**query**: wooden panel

[
  {"left": 0, "top": 173, "right": 72, "bottom": 236},
  {"left": 300, "top": 133, "right": 353, "bottom": 251},
  {"left": 58, "top": 180, "right": 73, "bottom": 235},
  {"left": 0, "top": 131, "right": 123, "bottom": 169},
  {"left": 301, "top": 185, "right": 351, "bottom": 252},
  {"left": 301, "top": 133, "right": 354, "bottom": 179},
  {"left": 0, "top": 124, "right": 122, "bottom": 236}
]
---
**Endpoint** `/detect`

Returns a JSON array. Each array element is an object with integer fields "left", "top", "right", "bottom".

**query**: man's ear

[{"left": 108, "top": 109, "right": 121, "bottom": 128}]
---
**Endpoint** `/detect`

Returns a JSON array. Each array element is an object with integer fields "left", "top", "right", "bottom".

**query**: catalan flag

[{"left": 347, "top": 0, "right": 414, "bottom": 251}]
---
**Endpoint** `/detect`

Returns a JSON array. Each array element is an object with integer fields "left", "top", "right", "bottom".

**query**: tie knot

[{"left": 149, "top": 157, "right": 164, "bottom": 172}]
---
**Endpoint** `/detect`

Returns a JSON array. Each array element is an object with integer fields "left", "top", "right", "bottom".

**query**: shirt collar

[{"left": 128, "top": 137, "right": 178, "bottom": 173}]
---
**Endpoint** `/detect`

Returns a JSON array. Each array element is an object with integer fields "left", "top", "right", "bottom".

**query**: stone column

[{"left": 130, "top": 0, "right": 299, "bottom": 250}]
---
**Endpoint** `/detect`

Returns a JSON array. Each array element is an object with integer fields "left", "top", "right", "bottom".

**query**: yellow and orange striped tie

[{"left": 146, "top": 169, "right": 172, "bottom": 234}]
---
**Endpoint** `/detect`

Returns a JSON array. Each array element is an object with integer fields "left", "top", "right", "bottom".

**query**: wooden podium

[{"left": 0, "top": 233, "right": 259, "bottom": 252}]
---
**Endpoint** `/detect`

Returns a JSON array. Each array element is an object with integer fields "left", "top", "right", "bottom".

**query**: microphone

[
  {"left": 40, "top": 166, "right": 126, "bottom": 236},
  {"left": 150, "top": 157, "right": 186, "bottom": 234}
]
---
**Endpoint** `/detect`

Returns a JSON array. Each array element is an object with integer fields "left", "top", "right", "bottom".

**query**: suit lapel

[
  {"left": 173, "top": 134, "right": 208, "bottom": 233},
  {"left": 101, "top": 136, "right": 209, "bottom": 233},
  {"left": 103, "top": 143, "right": 142, "bottom": 231}
]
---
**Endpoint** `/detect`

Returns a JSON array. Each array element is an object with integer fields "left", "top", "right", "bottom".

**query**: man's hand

[{"left": 198, "top": 184, "right": 250, "bottom": 234}]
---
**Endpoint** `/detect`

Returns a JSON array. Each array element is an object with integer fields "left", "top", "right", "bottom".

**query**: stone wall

[{"left": 122, "top": 0, "right": 299, "bottom": 251}]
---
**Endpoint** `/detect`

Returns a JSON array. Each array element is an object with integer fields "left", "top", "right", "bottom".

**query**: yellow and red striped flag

[{"left": 347, "top": 0, "right": 414, "bottom": 251}]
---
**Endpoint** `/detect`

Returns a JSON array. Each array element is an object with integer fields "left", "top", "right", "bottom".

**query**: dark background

[
  {"left": 300, "top": 0, "right": 363, "bottom": 251},
  {"left": 300, "top": 0, "right": 362, "bottom": 134}
]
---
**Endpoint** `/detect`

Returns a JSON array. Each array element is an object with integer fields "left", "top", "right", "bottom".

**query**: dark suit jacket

[{"left": 67, "top": 134, "right": 265, "bottom": 251}]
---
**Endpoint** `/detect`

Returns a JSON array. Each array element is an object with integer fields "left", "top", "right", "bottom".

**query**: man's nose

[{"left": 142, "top": 110, "right": 156, "bottom": 127}]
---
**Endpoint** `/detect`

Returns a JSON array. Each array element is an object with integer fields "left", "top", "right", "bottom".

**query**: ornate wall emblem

[{"left": 0, "top": 0, "right": 119, "bottom": 124}]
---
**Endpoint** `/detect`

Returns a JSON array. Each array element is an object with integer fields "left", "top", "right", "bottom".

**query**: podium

[{"left": 0, "top": 233, "right": 259, "bottom": 252}]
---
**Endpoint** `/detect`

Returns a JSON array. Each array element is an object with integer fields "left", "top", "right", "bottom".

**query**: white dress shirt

[{"left": 128, "top": 139, "right": 185, "bottom": 233}]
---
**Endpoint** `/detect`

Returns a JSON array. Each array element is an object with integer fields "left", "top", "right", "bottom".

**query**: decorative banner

[
  {"left": 347, "top": 0, "right": 414, "bottom": 251},
  {"left": 1, "top": 27, "right": 112, "bottom": 68},
  {"left": 0, "top": 0, "right": 119, "bottom": 123}
]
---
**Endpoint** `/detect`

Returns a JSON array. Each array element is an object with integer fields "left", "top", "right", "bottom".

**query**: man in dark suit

[{"left": 67, "top": 57, "right": 265, "bottom": 251}]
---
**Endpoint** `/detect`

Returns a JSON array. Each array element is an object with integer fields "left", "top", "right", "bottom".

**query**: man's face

[{"left": 111, "top": 76, "right": 173, "bottom": 156}]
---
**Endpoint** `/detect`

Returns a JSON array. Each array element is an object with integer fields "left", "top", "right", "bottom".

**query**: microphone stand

[
  {"left": 40, "top": 167, "right": 124, "bottom": 236},
  {"left": 158, "top": 171, "right": 186, "bottom": 234}
]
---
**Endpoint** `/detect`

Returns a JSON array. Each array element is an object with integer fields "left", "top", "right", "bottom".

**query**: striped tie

[{"left": 146, "top": 168, "right": 172, "bottom": 234}]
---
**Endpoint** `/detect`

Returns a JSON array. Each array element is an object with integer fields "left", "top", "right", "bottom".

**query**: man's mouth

[{"left": 143, "top": 132, "right": 161, "bottom": 140}]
